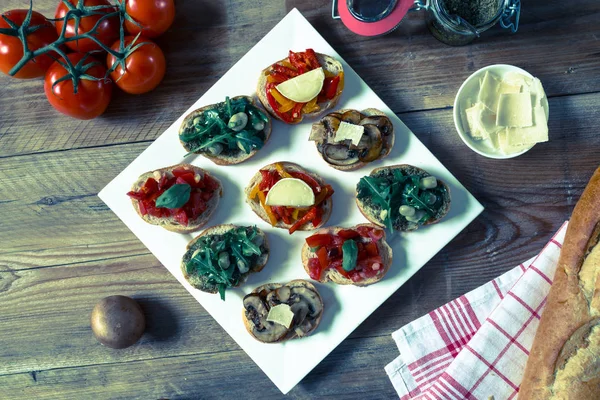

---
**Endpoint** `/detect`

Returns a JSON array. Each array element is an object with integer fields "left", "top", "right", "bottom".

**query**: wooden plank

[
  {"left": 0, "top": 1, "right": 599, "bottom": 157},
  {"left": 0, "top": 335, "right": 397, "bottom": 399}
]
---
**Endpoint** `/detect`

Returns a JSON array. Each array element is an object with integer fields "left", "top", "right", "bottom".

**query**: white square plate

[{"left": 99, "top": 8, "right": 483, "bottom": 394}]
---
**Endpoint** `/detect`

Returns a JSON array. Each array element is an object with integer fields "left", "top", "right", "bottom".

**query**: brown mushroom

[
  {"left": 341, "top": 110, "right": 363, "bottom": 124},
  {"left": 90, "top": 295, "right": 145, "bottom": 349},
  {"left": 360, "top": 116, "right": 393, "bottom": 136},
  {"left": 358, "top": 125, "right": 383, "bottom": 162},
  {"left": 289, "top": 286, "right": 323, "bottom": 318},
  {"left": 321, "top": 115, "right": 341, "bottom": 137},
  {"left": 320, "top": 144, "right": 360, "bottom": 166}
]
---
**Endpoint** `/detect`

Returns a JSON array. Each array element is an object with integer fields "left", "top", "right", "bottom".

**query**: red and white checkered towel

[{"left": 385, "top": 221, "right": 569, "bottom": 400}]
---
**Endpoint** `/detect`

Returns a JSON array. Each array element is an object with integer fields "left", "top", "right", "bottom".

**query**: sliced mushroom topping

[
  {"left": 360, "top": 116, "right": 393, "bottom": 136},
  {"left": 326, "top": 112, "right": 344, "bottom": 120},
  {"left": 276, "top": 285, "right": 291, "bottom": 302},
  {"left": 294, "top": 319, "right": 314, "bottom": 337},
  {"left": 309, "top": 123, "right": 327, "bottom": 142},
  {"left": 265, "top": 291, "right": 281, "bottom": 308},
  {"left": 341, "top": 110, "right": 363, "bottom": 124},
  {"left": 321, "top": 115, "right": 341, "bottom": 135},
  {"left": 321, "top": 144, "right": 360, "bottom": 166},
  {"left": 289, "top": 286, "right": 323, "bottom": 318},
  {"left": 358, "top": 124, "right": 383, "bottom": 162},
  {"left": 243, "top": 294, "right": 288, "bottom": 343},
  {"left": 243, "top": 294, "right": 268, "bottom": 328},
  {"left": 290, "top": 301, "right": 309, "bottom": 325}
]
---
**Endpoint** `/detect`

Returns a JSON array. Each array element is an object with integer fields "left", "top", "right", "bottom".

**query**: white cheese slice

[
  {"left": 530, "top": 78, "right": 546, "bottom": 107},
  {"left": 497, "top": 129, "right": 531, "bottom": 154},
  {"left": 505, "top": 106, "right": 548, "bottom": 145},
  {"left": 275, "top": 67, "right": 325, "bottom": 103},
  {"left": 465, "top": 102, "right": 500, "bottom": 140},
  {"left": 266, "top": 304, "right": 294, "bottom": 328},
  {"left": 496, "top": 93, "right": 533, "bottom": 127},
  {"left": 478, "top": 71, "right": 502, "bottom": 112},
  {"left": 333, "top": 121, "right": 364, "bottom": 146},
  {"left": 503, "top": 71, "right": 532, "bottom": 89},
  {"left": 265, "top": 178, "right": 315, "bottom": 207}
]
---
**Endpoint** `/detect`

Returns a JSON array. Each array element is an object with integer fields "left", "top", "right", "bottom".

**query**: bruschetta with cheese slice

[
  {"left": 256, "top": 49, "right": 344, "bottom": 124},
  {"left": 245, "top": 161, "right": 334, "bottom": 234}
]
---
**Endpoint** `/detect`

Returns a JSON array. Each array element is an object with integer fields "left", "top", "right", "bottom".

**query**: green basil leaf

[
  {"left": 155, "top": 184, "right": 191, "bottom": 209},
  {"left": 342, "top": 240, "right": 358, "bottom": 271}
]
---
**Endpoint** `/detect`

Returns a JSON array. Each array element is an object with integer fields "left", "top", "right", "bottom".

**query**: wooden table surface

[{"left": 1, "top": 0, "right": 599, "bottom": 399}]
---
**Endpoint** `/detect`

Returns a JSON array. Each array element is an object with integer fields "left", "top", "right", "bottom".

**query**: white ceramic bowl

[{"left": 453, "top": 64, "right": 549, "bottom": 159}]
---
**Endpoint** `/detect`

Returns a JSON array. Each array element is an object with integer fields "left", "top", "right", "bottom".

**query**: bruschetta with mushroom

[
  {"left": 309, "top": 108, "right": 394, "bottom": 171},
  {"left": 243, "top": 279, "right": 324, "bottom": 343}
]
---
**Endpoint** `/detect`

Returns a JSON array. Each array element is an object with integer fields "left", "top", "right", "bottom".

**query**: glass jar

[{"left": 422, "top": 0, "right": 520, "bottom": 46}]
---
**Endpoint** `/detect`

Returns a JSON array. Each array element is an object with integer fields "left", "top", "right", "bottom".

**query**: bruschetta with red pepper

[
  {"left": 256, "top": 49, "right": 344, "bottom": 124},
  {"left": 301, "top": 224, "right": 392, "bottom": 286},
  {"left": 126, "top": 164, "right": 222, "bottom": 233},
  {"left": 244, "top": 162, "right": 334, "bottom": 234}
]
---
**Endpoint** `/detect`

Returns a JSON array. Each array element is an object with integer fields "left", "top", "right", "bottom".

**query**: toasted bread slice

[
  {"left": 178, "top": 95, "right": 272, "bottom": 166},
  {"left": 129, "top": 164, "right": 222, "bottom": 233},
  {"left": 356, "top": 164, "right": 451, "bottom": 232},
  {"left": 181, "top": 224, "right": 269, "bottom": 297},
  {"left": 242, "top": 279, "right": 324, "bottom": 343},
  {"left": 244, "top": 161, "right": 332, "bottom": 232},
  {"left": 301, "top": 224, "right": 393, "bottom": 286},
  {"left": 311, "top": 108, "right": 395, "bottom": 172},
  {"left": 256, "top": 52, "right": 344, "bottom": 124}
]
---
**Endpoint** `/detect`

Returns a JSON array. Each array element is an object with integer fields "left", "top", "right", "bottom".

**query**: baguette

[
  {"left": 309, "top": 108, "right": 395, "bottom": 171},
  {"left": 178, "top": 95, "right": 272, "bottom": 165},
  {"left": 127, "top": 164, "right": 222, "bottom": 233},
  {"left": 256, "top": 51, "right": 344, "bottom": 124},
  {"left": 301, "top": 224, "right": 393, "bottom": 286},
  {"left": 520, "top": 167, "right": 600, "bottom": 399},
  {"left": 244, "top": 161, "right": 333, "bottom": 234},
  {"left": 356, "top": 164, "right": 451, "bottom": 232},
  {"left": 181, "top": 224, "right": 269, "bottom": 300},
  {"left": 242, "top": 279, "right": 324, "bottom": 343}
]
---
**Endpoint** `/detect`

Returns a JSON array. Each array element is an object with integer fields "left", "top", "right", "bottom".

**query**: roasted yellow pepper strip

[
  {"left": 337, "top": 71, "right": 345, "bottom": 95},
  {"left": 275, "top": 163, "right": 294, "bottom": 179},
  {"left": 248, "top": 183, "right": 260, "bottom": 200},
  {"left": 257, "top": 190, "right": 277, "bottom": 226},
  {"left": 302, "top": 96, "right": 319, "bottom": 114},
  {"left": 270, "top": 88, "right": 294, "bottom": 107}
]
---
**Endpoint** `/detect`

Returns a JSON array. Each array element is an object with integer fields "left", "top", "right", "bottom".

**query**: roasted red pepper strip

[
  {"left": 268, "top": 71, "right": 289, "bottom": 83},
  {"left": 288, "top": 206, "right": 317, "bottom": 234},
  {"left": 337, "top": 229, "right": 360, "bottom": 240},
  {"left": 289, "top": 171, "right": 321, "bottom": 194},
  {"left": 272, "top": 63, "right": 299, "bottom": 78},
  {"left": 305, "top": 233, "right": 333, "bottom": 248},
  {"left": 305, "top": 48, "right": 320, "bottom": 70},
  {"left": 291, "top": 101, "right": 305, "bottom": 120},
  {"left": 288, "top": 50, "right": 307, "bottom": 74},
  {"left": 273, "top": 206, "right": 291, "bottom": 225},
  {"left": 324, "top": 75, "right": 340, "bottom": 100}
]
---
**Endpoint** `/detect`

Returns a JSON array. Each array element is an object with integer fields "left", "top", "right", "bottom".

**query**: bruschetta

[
  {"left": 181, "top": 224, "right": 269, "bottom": 300},
  {"left": 126, "top": 164, "right": 222, "bottom": 233},
  {"left": 309, "top": 108, "right": 395, "bottom": 171},
  {"left": 256, "top": 49, "right": 344, "bottom": 124},
  {"left": 245, "top": 162, "right": 334, "bottom": 234},
  {"left": 302, "top": 224, "right": 392, "bottom": 286},
  {"left": 356, "top": 164, "right": 451, "bottom": 232},
  {"left": 178, "top": 95, "right": 272, "bottom": 165},
  {"left": 243, "top": 279, "right": 323, "bottom": 343}
]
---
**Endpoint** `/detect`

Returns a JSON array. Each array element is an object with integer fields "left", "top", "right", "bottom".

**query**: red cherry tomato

[
  {"left": 0, "top": 10, "right": 58, "bottom": 79},
  {"left": 124, "top": 0, "right": 175, "bottom": 38},
  {"left": 106, "top": 36, "right": 166, "bottom": 94},
  {"left": 55, "top": 0, "right": 119, "bottom": 53},
  {"left": 44, "top": 53, "right": 113, "bottom": 119}
]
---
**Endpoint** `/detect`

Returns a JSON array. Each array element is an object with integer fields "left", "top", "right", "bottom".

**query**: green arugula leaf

[
  {"left": 235, "top": 130, "right": 264, "bottom": 154},
  {"left": 402, "top": 184, "right": 436, "bottom": 216},
  {"left": 225, "top": 96, "right": 232, "bottom": 119},
  {"left": 155, "top": 184, "right": 191, "bottom": 209}
]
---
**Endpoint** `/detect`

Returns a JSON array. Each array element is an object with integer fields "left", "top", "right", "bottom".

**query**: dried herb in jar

[{"left": 442, "top": 0, "right": 500, "bottom": 26}]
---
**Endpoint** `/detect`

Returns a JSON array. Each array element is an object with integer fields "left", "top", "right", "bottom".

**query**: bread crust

[
  {"left": 244, "top": 161, "right": 332, "bottom": 232},
  {"left": 520, "top": 167, "right": 600, "bottom": 399},
  {"left": 256, "top": 53, "right": 344, "bottom": 124},
  {"left": 129, "top": 164, "right": 222, "bottom": 233},
  {"left": 242, "top": 279, "right": 324, "bottom": 343},
  {"left": 313, "top": 108, "right": 395, "bottom": 172},
  {"left": 301, "top": 223, "right": 393, "bottom": 286},
  {"left": 178, "top": 95, "right": 272, "bottom": 165},
  {"left": 181, "top": 224, "right": 269, "bottom": 294},
  {"left": 355, "top": 164, "right": 451, "bottom": 232}
]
